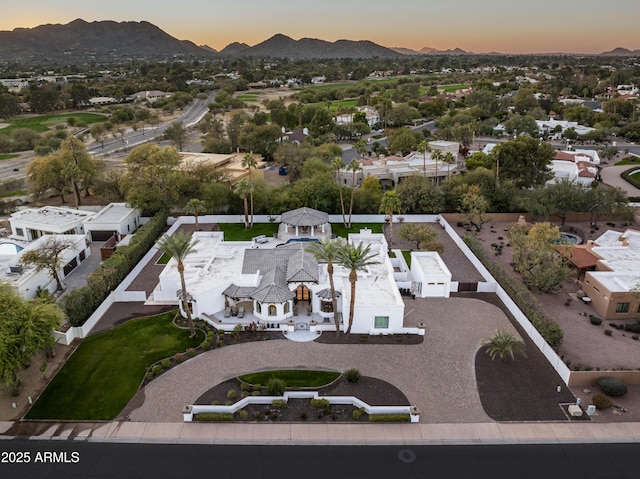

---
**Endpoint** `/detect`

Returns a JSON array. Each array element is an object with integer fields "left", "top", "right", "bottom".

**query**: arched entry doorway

[{"left": 296, "top": 284, "right": 310, "bottom": 301}]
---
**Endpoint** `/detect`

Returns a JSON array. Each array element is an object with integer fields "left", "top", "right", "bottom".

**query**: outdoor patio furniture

[
  {"left": 224, "top": 307, "right": 231, "bottom": 318},
  {"left": 237, "top": 306, "right": 245, "bottom": 318}
]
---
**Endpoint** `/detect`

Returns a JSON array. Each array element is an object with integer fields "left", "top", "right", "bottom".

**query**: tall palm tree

[
  {"left": 338, "top": 241, "right": 379, "bottom": 334},
  {"left": 417, "top": 140, "right": 431, "bottom": 178},
  {"left": 241, "top": 153, "right": 258, "bottom": 227},
  {"left": 431, "top": 149, "right": 443, "bottom": 185},
  {"left": 306, "top": 237, "right": 345, "bottom": 336},
  {"left": 332, "top": 157, "right": 347, "bottom": 227},
  {"left": 157, "top": 232, "right": 200, "bottom": 338},
  {"left": 234, "top": 179, "right": 254, "bottom": 228},
  {"left": 482, "top": 330, "right": 527, "bottom": 362},
  {"left": 185, "top": 198, "right": 206, "bottom": 231},
  {"left": 379, "top": 191, "right": 402, "bottom": 250},
  {"left": 347, "top": 158, "right": 362, "bottom": 228},
  {"left": 443, "top": 152, "right": 456, "bottom": 182}
]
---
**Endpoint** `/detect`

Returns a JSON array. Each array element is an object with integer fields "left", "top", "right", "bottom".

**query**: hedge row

[
  {"left": 61, "top": 211, "right": 169, "bottom": 326},
  {"left": 621, "top": 167, "right": 640, "bottom": 190},
  {"left": 195, "top": 413, "right": 235, "bottom": 422},
  {"left": 368, "top": 414, "right": 411, "bottom": 422},
  {"left": 463, "top": 235, "right": 564, "bottom": 348}
]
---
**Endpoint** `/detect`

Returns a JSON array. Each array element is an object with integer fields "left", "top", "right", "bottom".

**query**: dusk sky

[{"left": 3, "top": 0, "right": 639, "bottom": 54}]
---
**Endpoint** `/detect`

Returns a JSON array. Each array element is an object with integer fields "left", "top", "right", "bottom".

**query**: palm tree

[
  {"left": 234, "top": 179, "right": 254, "bottom": 228},
  {"left": 443, "top": 152, "right": 456, "bottom": 182},
  {"left": 417, "top": 140, "right": 431, "bottom": 178},
  {"left": 482, "top": 330, "right": 527, "bottom": 362},
  {"left": 157, "top": 232, "right": 200, "bottom": 337},
  {"left": 241, "top": 153, "right": 258, "bottom": 227},
  {"left": 338, "top": 241, "right": 379, "bottom": 334},
  {"left": 185, "top": 198, "right": 206, "bottom": 231},
  {"left": 346, "top": 158, "right": 362, "bottom": 228},
  {"left": 306, "top": 237, "right": 345, "bottom": 336},
  {"left": 431, "top": 149, "right": 444, "bottom": 185},
  {"left": 379, "top": 191, "right": 401, "bottom": 250},
  {"left": 332, "top": 157, "right": 347, "bottom": 226}
]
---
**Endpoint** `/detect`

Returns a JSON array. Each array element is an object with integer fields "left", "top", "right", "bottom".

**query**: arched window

[
  {"left": 284, "top": 302, "right": 290, "bottom": 314},
  {"left": 268, "top": 304, "right": 277, "bottom": 316}
]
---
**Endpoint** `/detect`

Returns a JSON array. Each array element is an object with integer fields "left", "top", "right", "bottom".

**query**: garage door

[
  {"left": 90, "top": 230, "right": 116, "bottom": 242},
  {"left": 423, "top": 283, "right": 448, "bottom": 297}
]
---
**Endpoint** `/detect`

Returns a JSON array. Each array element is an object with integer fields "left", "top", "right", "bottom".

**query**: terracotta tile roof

[{"left": 557, "top": 245, "right": 599, "bottom": 269}]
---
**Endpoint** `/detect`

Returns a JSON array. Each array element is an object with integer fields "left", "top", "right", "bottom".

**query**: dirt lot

[{"left": 449, "top": 218, "right": 640, "bottom": 370}]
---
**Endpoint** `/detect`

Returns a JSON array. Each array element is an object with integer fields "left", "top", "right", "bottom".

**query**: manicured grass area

[
  {"left": 440, "top": 83, "right": 471, "bottom": 92},
  {"left": 331, "top": 223, "right": 383, "bottom": 239},
  {"left": 630, "top": 171, "right": 640, "bottom": 181},
  {"left": 236, "top": 94, "right": 260, "bottom": 102},
  {"left": 308, "top": 98, "right": 359, "bottom": 112},
  {"left": 401, "top": 250, "right": 412, "bottom": 268},
  {"left": 156, "top": 252, "right": 172, "bottom": 264},
  {"left": 0, "top": 113, "right": 107, "bottom": 136},
  {"left": 615, "top": 157, "right": 640, "bottom": 166},
  {"left": 238, "top": 370, "right": 340, "bottom": 388},
  {"left": 0, "top": 189, "right": 27, "bottom": 198},
  {"left": 26, "top": 311, "right": 203, "bottom": 421},
  {"left": 0, "top": 153, "right": 19, "bottom": 160},
  {"left": 217, "top": 222, "right": 279, "bottom": 241},
  {"left": 295, "top": 78, "right": 399, "bottom": 92}
]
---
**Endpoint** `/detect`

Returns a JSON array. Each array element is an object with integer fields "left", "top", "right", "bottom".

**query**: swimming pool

[
  {"left": 0, "top": 242, "right": 23, "bottom": 255},
  {"left": 560, "top": 233, "right": 582, "bottom": 245}
]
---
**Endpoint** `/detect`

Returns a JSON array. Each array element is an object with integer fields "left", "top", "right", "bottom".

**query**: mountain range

[{"left": 0, "top": 19, "right": 637, "bottom": 62}]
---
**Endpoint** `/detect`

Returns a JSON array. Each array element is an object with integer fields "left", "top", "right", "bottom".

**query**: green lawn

[
  {"left": 0, "top": 112, "right": 108, "bottom": 136},
  {"left": 236, "top": 94, "right": 260, "bottom": 102},
  {"left": 238, "top": 370, "right": 340, "bottom": 388},
  {"left": 217, "top": 222, "right": 279, "bottom": 241},
  {"left": 0, "top": 153, "right": 19, "bottom": 160},
  {"left": 331, "top": 223, "right": 383, "bottom": 239},
  {"left": 295, "top": 78, "right": 399, "bottom": 92},
  {"left": 0, "top": 189, "right": 27, "bottom": 198},
  {"left": 401, "top": 250, "right": 412, "bottom": 268},
  {"left": 615, "top": 157, "right": 640, "bottom": 166},
  {"left": 630, "top": 171, "right": 640, "bottom": 181},
  {"left": 156, "top": 252, "right": 172, "bottom": 264},
  {"left": 308, "top": 98, "right": 359, "bottom": 112},
  {"left": 26, "top": 311, "right": 203, "bottom": 421},
  {"left": 440, "top": 83, "right": 471, "bottom": 92}
]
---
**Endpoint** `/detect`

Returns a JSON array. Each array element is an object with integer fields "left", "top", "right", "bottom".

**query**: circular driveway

[{"left": 126, "top": 297, "right": 518, "bottom": 423}]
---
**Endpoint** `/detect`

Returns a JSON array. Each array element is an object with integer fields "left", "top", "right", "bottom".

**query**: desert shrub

[
  {"left": 252, "top": 383, "right": 262, "bottom": 392},
  {"left": 186, "top": 348, "right": 196, "bottom": 357},
  {"left": 592, "top": 394, "right": 612, "bottom": 410},
  {"left": 240, "top": 382, "right": 251, "bottom": 392},
  {"left": 344, "top": 368, "right": 361, "bottom": 383},
  {"left": 238, "top": 409, "right": 249, "bottom": 420},
  {"left": 225, "top": 400, "right": 233, "bottom": 406},
  {"left": 311, "top": 398, "right": 330, "bottom": 409},
  {"left": 624, "top": 321, "right": 640, "bottom": 334},
  {"left": 300, "top": 412, "right": 308, "bottom": 421},
  {"left": 266, "top": 378, "right": 286, "bottom": 396},
  {"left": 174, "top": 353, "right": 186, "bottom": 363},
  {"left": 161, "top": 358, "right": 171, "bottom": 369},
  {"left": 216, "top": 340, "right": 222, "bottom": 348},
  {"left": 352, "top": 407, "right": 365, "bottom": 421},
  {"left": 271, "top": 399, "right": 287, "bottom": 409},
  {"left": 196, "top": 413, "right": 234, "bottom": 422},
  {"left": 604, "top": 329, "right": 613, "bottom": 336},
  {"left": 598, "top": 377, "right": 628, "bottom": 397},
  {"left": 211, "top": 400, "right": 220, "bottom": 405},
  {"left": 145, "top": 372, "right": 153, "bottom": 382},
  {"left": 369, "top": 414, "right": 411, "bottom": 422},
  {"left": 252, "top": 391, "right": 261, "bottom": 396},
  {"left": 227, "top": 389, "right": 237, "bottom": 400},
  {"left": 151, "top": 365, "right": 162, "bottom": 377},
  {"left": 241, "top": 391, "right": 249, "bottom": 398},
  {"left": 589, "top": 316, "right": 602, "bottom": 325}
]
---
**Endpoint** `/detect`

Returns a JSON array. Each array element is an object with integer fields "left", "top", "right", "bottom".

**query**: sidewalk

[{"left": 1, "top": 420, "right": 639, "bottom": 445}]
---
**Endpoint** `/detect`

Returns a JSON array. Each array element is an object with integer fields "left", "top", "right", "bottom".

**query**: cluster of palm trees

[
  {"left": 306, "top": 237, "right": 378, "bottom": 335},
  {"left": 417, "top": 140, "right": 457, "bottom": 184}
]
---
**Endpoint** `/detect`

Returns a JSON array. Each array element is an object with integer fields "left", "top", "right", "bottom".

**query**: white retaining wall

[{"left": 184, "top": 390, "right": 417, "bottom": 422}]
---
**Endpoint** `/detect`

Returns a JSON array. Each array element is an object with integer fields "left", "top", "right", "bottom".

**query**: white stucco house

[
  {"left": 82, "top": 203, "right": 141, "bottom": 242},
  {"left": 548, "top": 150, "right": 599, "bottom": 186},
  {"left": 8, "top": 206, "right": 94, "bottom": 242},
  {"left": 410, "top": 252, "right": 452, "bottom": 298},
  {"left": 153, "top": 209, "right": 410, "bottom": 335},
  {"left": 0, "top": 234, "right": 90, "bottom": 299}
]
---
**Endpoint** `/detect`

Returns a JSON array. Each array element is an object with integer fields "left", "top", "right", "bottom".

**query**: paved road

[
  {"left": 2, "top": 441, "right": 640, "bottom": 479},
  {"left": 600, "top": 164, "right": 640, "bottom": 196}
]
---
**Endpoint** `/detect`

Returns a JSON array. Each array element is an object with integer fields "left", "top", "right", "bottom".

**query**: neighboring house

[
  {"left": 8, "top": 206, "right": 94, "bottom": 242},
  {"left": 536, "top": 118, "right": 596, "bottom": 139},
  {"left": 548, "top": 150, "right": 599, "bottom": 186},
  {"left": 580, "top": 229, "right": 640, "bottom": 320},
  {"left": 0, "top": 234, "right": 90, "bottom": 299},
  {"left": 334, "top": 106, "right": 380, "bottom": 127},
  {"left": 337, "top": 149, "right": 458, "bottom": 188},
  {"left": 311, "top": 76, "right": 326, "bottom": 84},
  {"left": 127, "top": 90, "right": 172, "bottom": 102},
  {"left": 280, "top": 127, "right": 311, "bottom": 145},
  {"left": 89, "top": 96, "right": 118, "bottom": 105},
  {"left": 82, "top": 203, "right": 141, "bottom": 242},
  {"left": 154, "top": 209, "right": 415, "bottom": 335}
]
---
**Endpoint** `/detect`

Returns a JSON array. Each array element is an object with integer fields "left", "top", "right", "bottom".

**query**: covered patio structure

[{"left": 278, "top": 207, "right": 331, "bottom": 241}]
